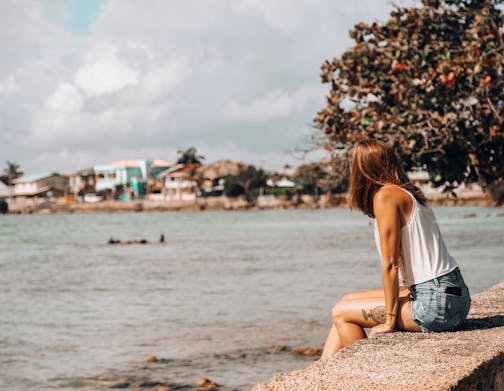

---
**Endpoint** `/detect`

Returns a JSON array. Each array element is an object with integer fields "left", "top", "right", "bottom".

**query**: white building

[
  {"left": 0, "top": 181, "right": 10, "bottom": 198},
  {"left": 13, "top": 173, "right": 68, "bottom": 197},
  {"left": 157, "top": 163, "right": 201, "bottom": 201}
]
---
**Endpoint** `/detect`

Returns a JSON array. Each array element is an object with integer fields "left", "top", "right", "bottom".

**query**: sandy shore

[{"left": 4, "top": 192, "right": 498, "bottom": 215}]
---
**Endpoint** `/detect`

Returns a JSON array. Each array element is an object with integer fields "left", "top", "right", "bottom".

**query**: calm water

[{"left": 0, "top": 208, "right": 503, "bottom": 390}]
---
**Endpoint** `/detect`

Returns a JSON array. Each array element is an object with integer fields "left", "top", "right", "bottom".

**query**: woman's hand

[{"left": 369, "top": 322, "right": 395, "bottom": 337}]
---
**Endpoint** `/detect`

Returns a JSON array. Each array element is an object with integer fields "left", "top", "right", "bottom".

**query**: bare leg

[
  {"left": 322, "top": 289, "right": 386, "bottom": 358},
  {"left": 341, "top": 288, "right": 411, "bottom": 302},
  {"left": 322, "top": 295, "right": 419, "bottom": 357},
  {"left": 321, "top": 324, "right": 342, "bottom": 359},
  {"left": 333, "top": 305, "right": 367, "bottom": 347},
  {"left": 334, "top": 297, "right": 420, "bottom": 347},
  {"left": 340, "top": 288, "right": 384, "bottom": 301}
]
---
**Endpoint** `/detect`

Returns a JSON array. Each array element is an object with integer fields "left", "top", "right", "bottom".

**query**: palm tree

[
  {"left": 4, "top": 161, "right": 22, "bottom": 203},
  {"left": 4, "top": 161, "right": 22, "bottom": 186},
  {"left": 176, "top": 147, "right": 205, "bottom": 165}
]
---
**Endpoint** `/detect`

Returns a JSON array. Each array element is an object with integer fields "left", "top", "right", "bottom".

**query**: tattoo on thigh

[{"left": 361, "top": 306, "right": 386, "bottom": 324}]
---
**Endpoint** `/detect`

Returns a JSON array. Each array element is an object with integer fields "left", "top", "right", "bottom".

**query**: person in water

[{"left": 321, "top": 139, "right": 471, "bottom": 358}]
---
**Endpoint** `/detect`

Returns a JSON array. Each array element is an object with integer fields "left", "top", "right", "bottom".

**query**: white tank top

[{"left": 373, "top": 186, "right": 459, "bottom": 287}]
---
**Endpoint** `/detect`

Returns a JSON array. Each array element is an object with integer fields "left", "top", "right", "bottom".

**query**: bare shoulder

[
  {"left": 373, "top": 185, "right": 402, "bottom": 205},
  {"left": 374, "top": 185, "right": 413, "bottom": 225}
]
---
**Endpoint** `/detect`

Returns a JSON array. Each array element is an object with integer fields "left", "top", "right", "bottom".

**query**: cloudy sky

[{"left": 1, "top": 0, "right": 417, "bottom": 173}]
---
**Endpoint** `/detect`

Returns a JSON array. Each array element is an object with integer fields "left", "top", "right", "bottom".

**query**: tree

[
  {"left": 224, "top": 165, "right": 267, "bottom": 204},
  {"left": 314, "top": 0, "right": 504, "bottom": 202},
  {"left": 293, "top": 162, "right": 325, "bottom": 200},
  {"left": 294, "top": 158, "right": 349, "bottom": 202},
  {"left": 4, "top": 161, "right": 22, "bottom": 185},
  {"left": 4, "top": 160, "right": 23, "bottom": 180},
  {"left": 176, "top": 147, "right": 205, "bottom": 165}
]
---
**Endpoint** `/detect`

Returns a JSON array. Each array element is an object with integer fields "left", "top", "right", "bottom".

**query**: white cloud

[
  {"left": 137, "top": 57, "right": 189, "bottom": 102},
  {"left": 195, "top": 140, "right": 329, "bottom": 171},
  {"left": 1, "top": 0, "right": 410, "bottom": 173},
  {"left": 0, "top": 74, "right": 17, "bottom": 94},
  {"left": 32, "top": 144, "right": 180, "bottom": 173},
  {"left": 45, "top": 82, "right": 83, "bottom": 112},
  {"left": 223, "top": 84, "right": 325, "bottom": 121},
  {"left": 74, "top": 53, "right": 138, "bottom": 95},
  {"left": 235, "top": 0, "right": 295, "bottom": 31}
]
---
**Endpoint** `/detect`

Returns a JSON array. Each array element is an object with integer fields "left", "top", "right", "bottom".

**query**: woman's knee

[{"left": 331, "top": 302, "right": 345, "bottom": 324}]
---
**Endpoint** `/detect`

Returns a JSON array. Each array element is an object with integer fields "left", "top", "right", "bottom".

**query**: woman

[{"left": 321, "top": 139, "right": 471, "bottom": 358}]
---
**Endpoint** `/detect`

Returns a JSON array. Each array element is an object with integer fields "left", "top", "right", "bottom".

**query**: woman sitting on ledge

[{"left": 322, "top": 140, "right": 471, "bottom": 358}]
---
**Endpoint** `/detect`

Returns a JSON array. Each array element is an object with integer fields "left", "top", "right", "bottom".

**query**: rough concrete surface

[{"left": 253, "top": 282, "right": 504, "bottom": 391}]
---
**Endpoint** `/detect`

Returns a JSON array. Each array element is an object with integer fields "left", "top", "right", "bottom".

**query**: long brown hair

[{"left": 348, "top": 139, "right": 427, "bottom": 218}]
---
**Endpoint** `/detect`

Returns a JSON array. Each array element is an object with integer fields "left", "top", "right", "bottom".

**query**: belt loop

[
  {"left": 409, "top": 285, "right": 417, "bottom": 300},
  {"left": 456, "top": 268, "right": 461, "bottom": 281},
  {"left": 433, "top": 277, "right": 440, "bottom": 287}
]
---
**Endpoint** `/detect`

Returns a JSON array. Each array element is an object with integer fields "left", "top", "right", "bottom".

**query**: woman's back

[{"left": 374, "top": 186, "right": 459, "bottom": 287}]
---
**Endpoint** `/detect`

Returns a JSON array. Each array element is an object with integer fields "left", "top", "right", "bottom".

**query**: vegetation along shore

[{"left": 3, "top": 191, "right": 498, "bottom": 215}]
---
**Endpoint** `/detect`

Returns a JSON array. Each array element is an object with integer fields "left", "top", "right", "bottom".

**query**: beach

[
  {"left": 4, "top": 189, "right": 495, "bottom": 215},
  {"left": 0, "top": 207, "right": 503, "bottom": 390}
]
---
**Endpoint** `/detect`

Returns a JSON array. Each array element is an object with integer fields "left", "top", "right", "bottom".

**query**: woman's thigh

[
  {"left": 333, "top": 296, "right": 421, "bottom": 331},
  {"left": 341, "top": 288, "right": 411, "bottom": 301}
]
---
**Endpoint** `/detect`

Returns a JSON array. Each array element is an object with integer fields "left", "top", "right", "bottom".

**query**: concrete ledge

[{"left": 253, "top": 282, "right": 504, "bottom": 391}]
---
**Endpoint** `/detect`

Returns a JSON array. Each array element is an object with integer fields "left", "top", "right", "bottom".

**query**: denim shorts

[{"left": 410, "top": 268, "right": 471, "bottom": 332}]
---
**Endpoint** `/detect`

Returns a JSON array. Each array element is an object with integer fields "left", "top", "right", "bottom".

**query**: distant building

[
  {"left": 151, "top": 159, "right": 173, "bottom": 177},
  {"left": 407, "top": 170, "right": 484, "bottom": 197},
  {"left": 407, "top": 170, "right": 439, "bottom": 194},
  {"left": 13, "top": 172, "right": 68, "bottom": 197},
  {"left": 198, "top": 160, "right": 247, "bottom": 196},
  {"left": 94, "top": 160, "right": 144, "bottom": 194},
  {"left": 148, "top": 160, "right": 173, "bottom": 196},
  {"left": 408, "top": 170, "right": 429, "bottom": 185},
  {"left": 69, "top": 168, "right": 96, "bottom": 202},
  {"left": 93, "top": 159, "right": 172, "bottom": 199},
  {"left": 266, "top": 177, "right": 296, "bottom": 188},
  {"left": 0, "top": 181, "right": 9, "bottom": 198},
  {"left": 9, "top": 172, "right": 69, "bottom": 207},
  {"left": 157, "top": 163, "right": 202, "bottom": 201}
]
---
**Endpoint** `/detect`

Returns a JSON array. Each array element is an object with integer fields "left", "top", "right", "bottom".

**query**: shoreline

[{"left": 2, "top": 193, "right": 499, "bottom": 215}]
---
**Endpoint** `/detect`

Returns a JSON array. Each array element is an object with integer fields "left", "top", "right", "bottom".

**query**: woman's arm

[{"left": 369, "top": 188, "right": 401, "bottom": 335}]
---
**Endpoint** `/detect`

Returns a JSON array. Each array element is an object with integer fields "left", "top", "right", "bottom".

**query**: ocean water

[{"left": 0, "top": 207, "right": 502, "bottom": 390}]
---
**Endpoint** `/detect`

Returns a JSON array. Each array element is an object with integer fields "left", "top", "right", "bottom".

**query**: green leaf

[{"left": 360, "top": 117, "right": 372, "bottom": 126}]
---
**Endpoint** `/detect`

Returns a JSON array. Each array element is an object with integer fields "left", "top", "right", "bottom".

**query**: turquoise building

[{"left": 94, "top": 159, "right": 171, "bottom": 199}]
